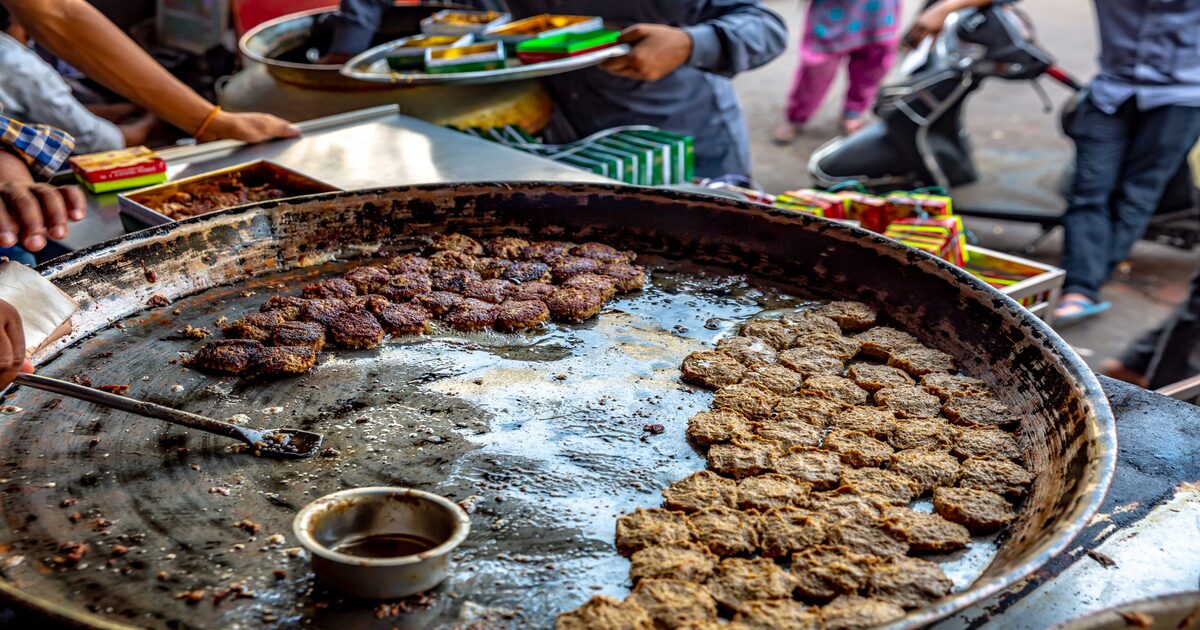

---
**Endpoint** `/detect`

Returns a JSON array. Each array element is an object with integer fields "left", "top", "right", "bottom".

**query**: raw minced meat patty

[
  {"left": 687, "top": 409, "right": 754, "bottom": 446},
  {"left": 839, "top": 468, "right": 922, "bottom": 506},
  {"left": 555, "top": 595, "right": 652, "bottom": 630},
  {"left": 713, "top": 383, "right": 780, "bottom": 421},
  {"left": 821, "top": 595, "right": 906, "bottom": 630},
  {"left": 824, "top": 518, "right": 909, "bottom": 557},
  {"left": 814, "top": 301, "right": 877, "bottom": 331},
  {"left": 808, "top": 490, "right": 890, "bottom": 524},
  {"left": 874, "top": 385, "right": 943, "bottom": 419},
  {"left": 823, "top": 428, "right": 894, "bottom": 468},
  {"left": 958, "top": 458, "right": 1033, "bottom": 497},
  {"left": 942, "top": 395, "right": 1017, "bottom": 427},
  {"left": 854, "top": 326, "right": 921, "bottom": 359},
  {"left": 952, "top": 427, "right": 1022, "bottom": 461},
  {"left": 716, "top": 336, "right": 778, "bottom": 367},
  {"left": 879, "top": 506, "right": 970, "bottom": 553},
  {"left": 629, "top": 545, "right": 718, "bottom": 584},
  {"left": 800, "top": 375, "right": 869, "bottom": 406},
  {"left": 792, "top": 331, "right": 862, "bottom": 361},
  {"left": 777, "top": 347, "right": 845, "bottom": 378},
  {"left": 731, "top": 599, "right": 821, "bottom": 629},
  {"left": 888, "top": 417, "right": 960, "bottom": 451},
  {"left": 889, "top": 448, "right": 962, "bottom": 494},
  {"left": 932, "top": 486, "right": 1016, "bottom": 533},
  {"left": 771, "top": 448, "right": 842, "bottom": 490},
  {"left": 790, "top": 545, "right": 878, "bottom": 601},
  {"left": 757, "top": 506, "right": 826, "bottom": 557},
  {"left": 847, "top": 363, "right": 914, "bottom": 392},
  {"left": 627, "top": 578, "right": 718, "bottom": 629},
  {"left": 866, "top": 556, "right": 953, "bottom": 609},
  {"left": 689, "top": 507, "right": 760, "bottom": 556},
  {"left": 774, "top": 395, "right": 845, "bottom": 428},
  {"left": 780, "top": 311, "right": 842, "bottom": 337},
  {"left": 741, "top": 364, "right": 804, "bottom": 395},
  {"left": 738, "top": 319, "right": 796, "bottom": 350},
  {"left": 707, "top": 438, "right": 782, "bottom": 478},
  {"left": 921, "top": 372, "right": 994, "bottom": 400},
  {"left": 755, "top": 421, "right": 822, "bottom": 450},
  {"left": 616, "top": 508, "right": 695, "bottom": 556},
  {"left": 680, "top": 350, "right": 746, "bottom": 390},
  {"left": 662, "top": 471, "right": 738, "bottom": 512},
  {"left": 888, "top": 346, "right": 956, "bottom": 376},
  {"left": 705, "top": 557, "right": 796, "bottom": 610},
  {"left": 736, "top": 474, "right": 812, "bottom": 511},
  {"left": 828, "top": 406, "right": 897, "bottom": 439}
]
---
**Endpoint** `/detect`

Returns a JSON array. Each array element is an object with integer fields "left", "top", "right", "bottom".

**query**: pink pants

[{"left": 785, "top": 38, "right": 898, "bottom": 125}]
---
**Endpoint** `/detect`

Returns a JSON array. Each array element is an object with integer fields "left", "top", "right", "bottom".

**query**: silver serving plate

[{"left": 340, "top": 41, "right": 630, "bottom": 86}]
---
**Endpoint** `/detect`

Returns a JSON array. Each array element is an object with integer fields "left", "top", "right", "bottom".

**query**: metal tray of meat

[
  {"left": 117, "top": 159, "right": 341, "bottom": 230},
  {"left": 7, "top": 183, "right": 1114, "bottom": 629}
]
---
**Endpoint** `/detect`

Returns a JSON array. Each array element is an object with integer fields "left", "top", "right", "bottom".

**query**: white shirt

[{"left": 0, "top": 31, "right": 123, "bottom": 154}]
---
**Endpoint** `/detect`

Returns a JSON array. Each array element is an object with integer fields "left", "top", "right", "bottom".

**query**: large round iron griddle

[{"left": 7, "top": 183, "right": 1115, "bottom": 629}]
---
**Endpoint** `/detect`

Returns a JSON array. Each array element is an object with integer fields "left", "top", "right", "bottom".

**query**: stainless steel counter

[{"left": 56, "top": 105, "right": 606, "bottom": 251}]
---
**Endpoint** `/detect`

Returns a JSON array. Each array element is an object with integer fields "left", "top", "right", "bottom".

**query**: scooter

[{"left": 807, "top": 5, "right": 1200, "bottom": 252}]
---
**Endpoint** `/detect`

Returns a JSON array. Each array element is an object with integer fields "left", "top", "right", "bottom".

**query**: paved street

[{"left": 734, "top": 0, "right": 1199, "bottom": 378}]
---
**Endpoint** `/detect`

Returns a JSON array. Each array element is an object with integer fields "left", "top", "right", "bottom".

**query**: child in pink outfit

[{"left": 775, "top": 0, "right": 901, "bottom": 142}]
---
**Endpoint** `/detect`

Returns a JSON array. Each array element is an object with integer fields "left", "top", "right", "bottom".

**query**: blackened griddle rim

[{"left": 26, "top": 182, "right": 1115, "bottom": 630}]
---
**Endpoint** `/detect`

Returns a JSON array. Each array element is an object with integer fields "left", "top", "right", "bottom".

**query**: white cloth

[
  {"left": 0, "top": 261, "right": 77, "bottom": 354},
  {"left": 0, "top": 31, "right": 123, "bottom": 154}
]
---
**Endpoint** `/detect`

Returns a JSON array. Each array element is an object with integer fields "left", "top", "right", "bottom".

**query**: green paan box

[
  {"left": 557, "top": 153, "right": 610, "bottom": 178},
  {"left": 425, "top": 41, "right": 507, "bottom": 74},
  {"left": 622, "top": 129, "right": 694, "bottom": 183},
  {"left": 576, "top": 145, "right": 630, "bottom": 184},
  {"left": 595, "top": 137, "right": 654, "bottom": 186}
]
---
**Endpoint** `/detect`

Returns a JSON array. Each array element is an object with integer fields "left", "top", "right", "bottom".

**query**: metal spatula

[{"left": 14, "top": 373, "right": 323, "bottom": 459}]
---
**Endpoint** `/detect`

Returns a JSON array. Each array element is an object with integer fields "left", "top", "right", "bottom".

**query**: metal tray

[
  {"left": 10, "top": 183, "right": 1115, "bottom": 629},
  {"left": 340, "top": 41, "right": 629, "bottom": 85},
  {"left": 118, "top": 160, "right": 341, "bottom": 230},
  {"left": 1054, "top": 591, "right": 1200, "bottom": 630}
]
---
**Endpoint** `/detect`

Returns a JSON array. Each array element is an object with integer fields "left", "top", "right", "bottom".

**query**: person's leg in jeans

[
  {"left": 842, "top": 38, "right": 897, "bottom": 134},
  {"left": 774, "top": 42, "right": 843, "bottom": 144},
  {"left": 1057, "top": 97, "right": 1132, "bottom": 316},
  {"left": 1102, "top": 105, "right": 1200, "bottom": 278},
  {"left": 1109, "top": 265, "right": 1200, "bottom": 388}
]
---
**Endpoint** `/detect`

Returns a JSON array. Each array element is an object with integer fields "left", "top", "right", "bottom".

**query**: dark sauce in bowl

[{"left": 333, "top": 533, "right": 440, "bottom": 558}]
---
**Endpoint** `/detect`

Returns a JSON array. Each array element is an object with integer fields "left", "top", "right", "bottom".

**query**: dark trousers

[
  {"left": 1120, "top": 265, "right": 1200, "bottom": 388},
  {"left": 1061, "top": 97, "right": 1200, "bottom": 302}
]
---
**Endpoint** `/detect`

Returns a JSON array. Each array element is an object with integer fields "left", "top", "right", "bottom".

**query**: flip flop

[{"left": 1053, "top": 297, "right": 1111, "bottom": 326}]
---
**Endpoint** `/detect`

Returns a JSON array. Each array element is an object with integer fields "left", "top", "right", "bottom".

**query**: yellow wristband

[{"left": 193, "top": 106, "right": 222, "bottom": 140}]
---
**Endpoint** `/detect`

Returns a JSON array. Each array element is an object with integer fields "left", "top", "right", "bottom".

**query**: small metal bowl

[{"left": 293, "top": 487, "right": 470, "bottom": 599}]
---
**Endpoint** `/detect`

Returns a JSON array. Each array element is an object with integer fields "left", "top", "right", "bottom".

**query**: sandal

[{"left": 1053, "top": 297, "right": 1111, "bottom": 326}]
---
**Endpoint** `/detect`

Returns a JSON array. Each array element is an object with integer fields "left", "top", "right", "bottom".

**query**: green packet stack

[{"left": 457, "top": 125, "right": 694, "bottom": 184}]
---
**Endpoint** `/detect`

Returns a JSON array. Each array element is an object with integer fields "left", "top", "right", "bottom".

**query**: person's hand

[
  {"left": 0, "top": 181, "right": 87, "bottom": 252},
  {"left": 905, "top": 4, "right": 952, "bottom": 48},
  {"left": 199, "top": 111, "right": 301, "bottom": 144},
  {"left": 600, "top": 24, "right": 693, "bottom": 83},
  {"left": 0, "top": 299, "right": 32, "bottom": 389}
]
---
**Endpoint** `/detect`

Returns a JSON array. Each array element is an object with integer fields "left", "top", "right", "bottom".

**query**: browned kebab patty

[
  {"left": 627, "top": 578, "right": 718, "bottom": 629},
  {"left": 510, "top": 281, "right": 558, "bottom": 301},
  {"left": 732, "top": 599, "right": 822, "bottom": 629},
  {"left": 494, "top": 299, "right": 550, "bottom": 332},
  {"left": 754, "top": 421, "right": 822, "bottom": 450},
  {"left": 839, "top": 467, "right": 921, "bottom": 505},
  {"left": 854, "top": 326, "right": 921, "bottom": 360},
  {"left": 545, "top": 286, "right": 606, "bottom": 323},
  {"left": 772, "top": 447, "right": 843, "bottom": 490},
  {"left": 789, "top": 544, "right": 878, "bottom": 601},
  {"left": 713, "top": 383, "right": 779, "bottom": 421},
  {"left": 705, "top": 557, "right": 796, "bottom": 610},
  {"left": 681, "top": 350, "right": 746, "bottom": 390},
  {"left": 879, "top": 506, "right": 970, "bottom": 553},
  {"left": 517, "top": 240, "right": 571, "bottom": 263},
  {"left": 375, "top": 303, "right": 431, "bottom": 336},
  {"left": 260, "top": 295, "right": 308, "bottom": 313},
  {"left": 823, "top": 428, "right": 894, "bottom": 468},
  {"left": 888, "top": 345, "right": 956, "bottom": 377},
  {"left": 461, "top": 278, "right": 516, "bottom": 304},
  {"left": 555, "top": 595, "right": 652, "bottom": 630},
  {"left": 921, "top": 372, "right": 993, "bottom": 400},
  {"left": 299, "top": 298, "right": 348, "bottom": 326},
  {"left": 889, "top": 448, "right": 962, "bottom": 494},
  {"left": 328, "top": 308, "right": 385, "bottom": 349},
  {"left": 430, "top": 268, "right": 481, "bottom": 293},
  {"left": 414, "top": 291, "right": 462, "bottom": 317},
  {"left": 736, "top": 473, "right": 812, "bottom": 511},
  {"left": 814, "top": 300, "right": 878, "bottom": 331},
  {"left": 483, "top": 236, "right": 530, "bottom": 259},
  {"left": 185, "top": 339, "right": 262, "bottom": 374},
  {"left": 828, "top": 405, "right": 897, "bottom": 439},
  {"left": 473, "top": 257, "right": 513, "bottom": 280},
  {"left": 706, "top": 438, "right": 782, "bottom": 479},
  {"left": 562, "top": 273, "right": 619, "bottom": 300},
  {"left": 383, "top": 254, "right": 432, "bottom": 275},
  {"left": 571, "top": 241, "right": 636, "bottom": 264},
  {"left": 256, "top": 346, "right": 319, "bottom": 376},
  {"left": 875, "top": 385, "right": 943, "bottom": 419},
  {"left": 662, "top": 471, "right": 738, "bottom": 513},
  {"left": 847, "top": 362, "right": 914, "bottom": 392},
  {"left": 943, "top": 395, "right": 1016, "bottom": 427},
  {"left": 599, "top": 263, "right": 646, "bottom": 292},
  {"left": 866, "top": 556, "right": 953, "bottom": 609},
  {"left": 738, "top": 319, "right": 796, "bottom": 350},
  {"left": 550, "top": 256, "right": 603, "bottom": 283},
  {"left": 615, "top": 508, "right": 695, "bottom": 557},
  {"left": 800, "top": 374, "right": 868, "bottom": 406},
  {"left": 430, "top": 232, "right": 483, "bottom": 255},
  {"left": 688, "top": 506, "right": 760, "bottom": 556},
  {"left": 774, "top": 395, "right": 845, "bottom": 428},
  {"left": 428, "top": 249, "right": 477, "bottom": 271},
  {"left": 270, "top": 321, "right": 326, "bottom": 351},
  {"left": 443, "top": 298, "right": 499, "bottom": 332},
  {"left": 716, "top": 336, "right": 778, "bottom": 367},
  {"left": 958, "top": 457, "right": 1033, "bottom": 497},
  {"left": 379, "top": 272, "right": 432, "bottom": 302},
  {"left": 952, "top": 427, "right": 1022, "bottom": 461},
  {"left": 777, "top": 347, "right": 844, "bottom": 378},
  {"left": 501, "top": 260, "right": 552, "bottom": 284},
  {"left": 821, "top": 595, "right": 906, "bottom": 630},
  {"left": 342, "top": 265, "right": 390, "bottom": 294},
  {"left": 757, "top": 506, "right": 826, "bottom": 557},
  {"left": 345, "top": 294, "right": 391, "bottom": 314},
  {"left": 223, "top": 311, "right": 291, "bottom": 342},
  {"left": 933, "top": 486, "right": 1016, "bottom": 533},
  {"left": 686, "top": 409, "right": 754, "bottom": 446},
  {"left": 302, "top": 277, "right": 357, "bottom": 300},
  {"left": 628, "top": 545, "right": 718, "bottom": 584}
]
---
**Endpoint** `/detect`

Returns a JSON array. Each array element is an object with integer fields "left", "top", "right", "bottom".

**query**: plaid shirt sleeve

[{"left": 0, "top": 114, "right": 75, "bottom": 181}]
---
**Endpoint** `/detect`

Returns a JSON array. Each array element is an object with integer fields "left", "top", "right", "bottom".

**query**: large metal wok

[{"left": 6, "top": 184, "right": 1115, "bottom": 629}]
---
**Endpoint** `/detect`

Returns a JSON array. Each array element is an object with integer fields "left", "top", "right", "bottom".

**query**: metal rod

[
  {"left": 15, "top": 373, "right": 245, "bottom": 441},
  {"left": 1156, "top": 374, "right": 1200, "bottom": 401}
]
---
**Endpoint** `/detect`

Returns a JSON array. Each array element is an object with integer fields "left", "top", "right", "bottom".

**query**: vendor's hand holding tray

[{"left": 339, "top": 40, "right": 630, "bottom": 85}]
